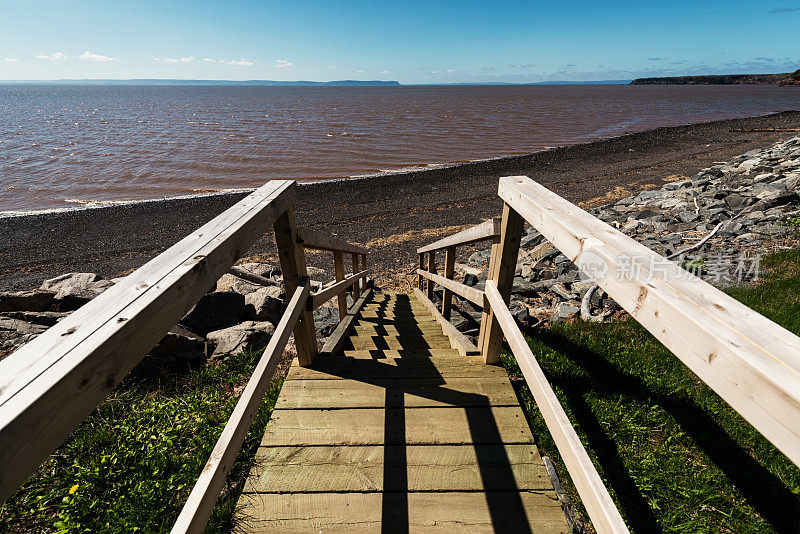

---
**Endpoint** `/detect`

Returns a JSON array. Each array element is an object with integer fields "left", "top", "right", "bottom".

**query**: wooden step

[
  {"left": 347, "top": 335, "right": 453, "bottom": 350},
  {"left": 237, "top": 491, "right": 565, "bottom": 533},
  {"left": 286, "top": 358, "right": 506, "bottom": 380},
  {"left": 247, "top": 444, "right": 551, "bottom": 492},
  {"left": 260, "top": 406, "right": 534, "bottom": 446},
  {"left": 338, "top": 349, "right": 461, "bottom": 359},
  {"left": 276, "top": 377, "right": 519, "bottom": 409},
  {"left": 353, "top": 324, "right": 444, "bottom": 336}
]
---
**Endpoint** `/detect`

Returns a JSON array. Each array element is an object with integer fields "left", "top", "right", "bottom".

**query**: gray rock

[
  {"left": 314, "top": 306, "right": 340, "bottom": 337},
  {"left": 207, "top": 321, "right": 275, "bottom": 359},
  {"left": 3, "top": 310, "right": 67, "bottom": 327},
  {"left": 676, "top": 211, "right": 699, "bottom": 223},
  {"left": 148, "top": 326, "right": 207, "bottom": 362},
  {"left": 0, "top": 317, "right": 48, "bottom": 336},
  {"left": 181, "top": 291, "right": 246, "bottom": 336},
  {"left": 551, "top": 283, "right": 576, "bottom": 300},
  {"left": 550, "top": 303, "right": 579, "bottom": 324},
  {"left": 215, "top": 273, "right": 263, "bottom": 295},
  {"left": 0, "top": 290, "right": 55, "bottom": 312},
  {"left": 40, "top": 273, "right": 114, "bottom": 311},
  {"left": 463, "top": 274, "right": 479, "bottom": 287},
  {"left": 244, "top": 286, "right": 285, "bottom": 322},
  {"left": 725, "top": 194, "right": 754, "bottom": 211}
]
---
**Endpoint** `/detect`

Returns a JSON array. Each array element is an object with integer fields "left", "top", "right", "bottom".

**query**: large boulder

[
  {"left": 0, "top": 290, "right": 55, "bottom": 312},
  {"left": 244, "top": 286, "right": 285, "bottom": 322},
  {"left": 40, "top": 273, "right": 114, "bottom": 311},
  {"left": 207, "top": 321, "right": 275, "bottom": 359},
  {"left": 180, "top": 291, "right": 246, "bottom": 336}
]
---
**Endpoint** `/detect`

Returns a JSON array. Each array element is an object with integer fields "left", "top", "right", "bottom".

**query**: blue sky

[{"left": 0, "top": 0, "right": 798, "bottom": 82}]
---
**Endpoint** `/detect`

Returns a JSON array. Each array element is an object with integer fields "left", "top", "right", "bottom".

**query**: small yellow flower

[{"left": 69, "top": 484, "right": 79, "bottom": 494}]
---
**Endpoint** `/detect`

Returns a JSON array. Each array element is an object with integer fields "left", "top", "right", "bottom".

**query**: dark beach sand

[{"left": 2, "top": 110, "right": 800, "bottom": 291}]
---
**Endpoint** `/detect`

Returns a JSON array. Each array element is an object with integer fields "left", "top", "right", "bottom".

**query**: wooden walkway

[{"left": 237, "top": 292, "right": 568, "bottom": 533}]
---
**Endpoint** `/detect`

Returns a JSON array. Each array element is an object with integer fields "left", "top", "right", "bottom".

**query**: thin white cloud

[
  {"left": 37, "top": 52, "right": 67, "bottom": 61},
  {"left": 274, "top": 59, "right": 292, "bottom": 68},
  {"left": 379, "top": 70, "right": 390, "bottom": 74},
  {"left": 203, "top": 57, "right": 254, "bottom": 66},
  {"left": 77, "top": 50, "right": 118, "bottom": 62},
  {"left": 2, "top": 57, "right": 19, "bottom": 63},
  {"left": 356, "top": 69, "right": 364, "bottom": 73},
  {"left": 155, "top": 56, "right": 194, "bottom": 63}
]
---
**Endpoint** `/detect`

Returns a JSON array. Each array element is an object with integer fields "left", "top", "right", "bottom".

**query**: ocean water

[{"left": 1, "top": 84, "right": 799, "bottom": 213}]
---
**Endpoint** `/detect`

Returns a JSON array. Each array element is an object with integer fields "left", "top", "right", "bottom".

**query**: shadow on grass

[{"left": 521, "top": 325, "right": 799, "bottom": 533}]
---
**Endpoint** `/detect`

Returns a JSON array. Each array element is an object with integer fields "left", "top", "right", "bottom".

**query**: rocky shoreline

[{"left": 441, "top": 132, "right": 800, "bottom": 334}]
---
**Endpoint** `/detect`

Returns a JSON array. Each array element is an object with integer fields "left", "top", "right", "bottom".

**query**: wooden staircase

[{"left": 237, "top": 291, "right": 568, "bottom": 532}]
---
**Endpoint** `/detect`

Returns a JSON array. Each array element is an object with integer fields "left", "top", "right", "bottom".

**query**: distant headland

[
  {"left": 0, "top": 79, "right": 402, "bottom": 86},
  {"left": 630, "top": 70, "right": 800, "bottom": 86}
]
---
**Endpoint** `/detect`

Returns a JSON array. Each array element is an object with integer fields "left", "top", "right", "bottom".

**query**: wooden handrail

[
  {"left": 171, "top": 278, "right": 312, "bottom": 534},
  {"left": 416, "top": 218, "right": 500, "bottom": 254},
  {"left": 498, "top": 175, "right": 800, "bottom": 467},
  {"left": 297, "top": 227, "right": 368, "bottom": 255},
  {"left": 0, "top": 180, "right": 297, "bottom": 504},
  {"left": 485, "top": 281, "right": 629, "bottom": 534},
  {"left": 311, "top": 270, "right": 369, "bottom": 310},
  {"left": 416, "top": 268, "right": 484, "bottom": 307}
]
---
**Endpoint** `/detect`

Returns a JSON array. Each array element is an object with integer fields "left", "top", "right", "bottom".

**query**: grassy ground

[
  {"left": 0, "top": 350, "right": 281, "bottom": 533},
  {"left": 502, "top": 249, "right": 800, "bottom": 533}
]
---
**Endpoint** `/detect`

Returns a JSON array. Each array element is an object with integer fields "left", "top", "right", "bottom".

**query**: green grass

[
  {"left": 502, "top": 249, "right": 800, "bottom": 533},
  {"left": 0, "top": 350, "right": 282, "bottom": 533}
]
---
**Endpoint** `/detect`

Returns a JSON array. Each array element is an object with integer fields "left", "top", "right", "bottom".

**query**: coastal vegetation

[
  {"left": 503, "top": 249, "right": 800, "bottom": 533},
  {"left": 0, "top": 350, "right": 281, "bottom": 533}
]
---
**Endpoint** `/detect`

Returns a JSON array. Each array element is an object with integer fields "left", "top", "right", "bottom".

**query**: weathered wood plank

[
  {"left": 319, "top": 289, "right": 373, "bottom": 358},
  {"left": 499, "top": 175, "right": 800, "bottom": 467},
  {"left": 260, "top": 406, "right": 534, "bottom": 446},
  {"left": 310, "top": 270, "right": 368, "bottom": 310},
  {"left": 442, "top": 245, "right": 457, "bottom": 319},
  {"left": 333, "top": 250, "right": 347, "bottom": 320},
  {"left": 337, "top": 348, "right": 461, "bottom": 359},
  {"left": 247, "top": 444, "right": 550, "bottom": 492},
  {"left": 417, "top": 269, "right": 484, "bottom": 307},
  {"left": 479, "top": 202, "right": 525, "bottom": 364},
  {"left": 286, "top": 359, "right": 505, "bottom": 379},
  {"left": 0, "top": 180, "right": 296, "bottom": 504},
  {"left": 347, "top": 335, "right": 454, "bottom": 350},
  {"left": 273, "top": 207, "right": 318, "bottom": 367},
  {"left": 417, "top": 218, "right": 501, "bottom": 254},
  {"left": 295, "top": 227, "right": 368, "bottom": 255},
  {"left": 237, "top": 491, "right": 564, "bottom": 533},
  {"left": 171, "top": 279, "right": 312, "bottom": 534},
  {"left": 414, "top": 288, "right": 480, "bottom": 357},
  {"left": 486, "top": 279, "right": 628, "bottom": 534},
  {"left": 275, "top": 377, "right": 520, "bottom": 409}
]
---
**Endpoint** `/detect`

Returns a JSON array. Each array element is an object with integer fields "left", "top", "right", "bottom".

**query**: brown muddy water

[{"left": 1, "top": 83, "right": 798, "bottom": 212}]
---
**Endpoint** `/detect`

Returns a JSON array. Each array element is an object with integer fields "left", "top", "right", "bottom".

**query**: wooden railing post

[
  {"left": 441, "top": 246, "right": 456, "bottom": 319},
  {"left": 418, "top": 254, "right": 424, "bottom": 290},
  {"left": 478, "top": 203, "right": 524, "bottom": 364},
  {"left": 361, "top": 254, "right": 367, "bottom": 286},
  {"left": 274, "top": 208, "right": 318, "bottom": 366},
  {"left": 333, "top": 250, "right": 347, "bottom": 321},
  {"left": 350, "top": 252, "right": 361, "bottom": 298},
  {"left": 427, "top": 250, "right": 437, "bottom": 299}
]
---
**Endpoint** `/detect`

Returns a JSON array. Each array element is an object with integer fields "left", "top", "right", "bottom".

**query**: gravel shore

[{"left": 2, "top": 110, "right": 800, "bottom": 291}]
